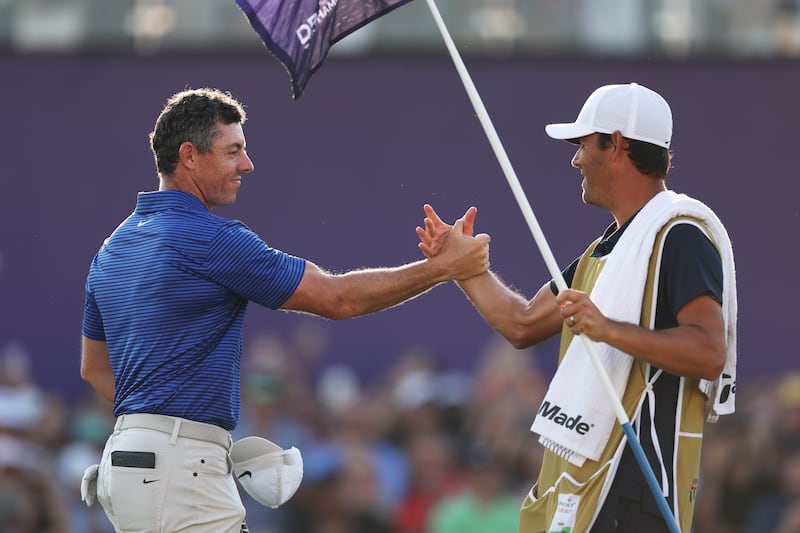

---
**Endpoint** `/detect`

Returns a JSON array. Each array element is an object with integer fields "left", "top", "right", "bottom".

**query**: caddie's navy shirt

[
  {"left": 552, "top": 214, "right": 723, "bottom": 518},
  {"left": 82, "top": 190, "right": 305, "bottom": 430}
]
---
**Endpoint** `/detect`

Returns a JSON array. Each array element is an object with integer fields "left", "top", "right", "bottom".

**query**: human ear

[
  {"left": 610, "top": 131, "right": 624, "bottom": 148},
  {"left": 610, "top": 131, "right": 629, "bottom": 158},
  {"left": 179, "top": 142, "right": 197, "bottom": 169}
]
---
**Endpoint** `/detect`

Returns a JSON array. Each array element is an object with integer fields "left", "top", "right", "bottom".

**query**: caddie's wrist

[{"left": 456, "top": 269, "right": 488, "bottom": 286}]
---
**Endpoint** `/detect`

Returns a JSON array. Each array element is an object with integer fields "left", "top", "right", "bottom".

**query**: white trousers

[{"left": 97, "top": 414, "right": 246, "bottom": 533}]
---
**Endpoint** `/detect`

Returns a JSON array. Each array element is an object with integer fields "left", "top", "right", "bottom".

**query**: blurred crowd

[{"left": 0, "top": 330, "right": 798, "bottom": 533}]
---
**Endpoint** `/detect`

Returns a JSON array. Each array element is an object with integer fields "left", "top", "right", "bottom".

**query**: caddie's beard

[
  {"left": 581, "top": 184, "right": 599, "bottom": 208},
  {"left": 580, "top": 181, "right": 612, "bottom": 211}
]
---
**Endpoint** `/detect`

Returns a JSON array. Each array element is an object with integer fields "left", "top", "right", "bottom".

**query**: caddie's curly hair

[
  {"left": 597, "top": 133, "right": 673, "bottom": 179},
  {"left": 149, "top": 88, "right": 247, "bottom": 176}
]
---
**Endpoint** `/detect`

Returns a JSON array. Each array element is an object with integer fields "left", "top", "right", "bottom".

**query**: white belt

[{"left": 115, "top": 413, "right": 232, "bottom": 449}]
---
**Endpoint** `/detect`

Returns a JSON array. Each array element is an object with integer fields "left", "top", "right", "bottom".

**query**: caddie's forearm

[
  {"left": 585, "top": 294, "right": 726, "bottom": 381},
  {"left": 456, "top": 272, "right": 547, "bottom": 349},
  {"left": 602, "top": 321, "right": 725, "bottom": 381}
]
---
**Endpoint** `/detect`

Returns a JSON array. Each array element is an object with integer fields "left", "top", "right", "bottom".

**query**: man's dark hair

[
  {"left": 597, "top": 133, "right": 672, "bottom": 179},
  {"left": 149, "top": 88, "right": 247, "bottom": 176}
]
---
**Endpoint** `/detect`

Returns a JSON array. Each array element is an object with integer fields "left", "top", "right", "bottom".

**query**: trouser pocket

[{"left": 98, "top": 456, "right": 170, "bottom": 532}]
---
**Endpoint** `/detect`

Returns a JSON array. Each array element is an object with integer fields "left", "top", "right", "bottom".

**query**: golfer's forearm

[
  {"left": 332, "top": 260, "right": 444, "bottom": 319},
  {"left": 285, "top": 260, "right": 446, "bottom": 321}
]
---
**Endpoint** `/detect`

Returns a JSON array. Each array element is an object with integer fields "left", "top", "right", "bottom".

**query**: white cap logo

[{"left": 231, "top": 437, "right": 304, "bottom": 509}]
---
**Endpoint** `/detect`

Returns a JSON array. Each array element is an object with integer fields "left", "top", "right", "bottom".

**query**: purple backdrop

[{"left": 1, "top": 54, "right": 796, "bottom": 399}]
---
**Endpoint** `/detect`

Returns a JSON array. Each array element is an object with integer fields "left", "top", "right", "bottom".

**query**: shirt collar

[
  {"left": 591, "top": 210, "right": 640, "bottom": 257},
  {"left": 135, "top": 190, "right": 208, "bottom": 215}
]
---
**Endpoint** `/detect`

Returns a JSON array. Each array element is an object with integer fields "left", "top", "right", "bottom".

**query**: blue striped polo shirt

[{"left": 82, "top": 190, "right": 305, "bottom": 430}]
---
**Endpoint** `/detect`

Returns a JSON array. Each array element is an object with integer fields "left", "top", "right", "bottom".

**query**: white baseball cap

[
  {"left": 545, "top": 83, "right": 672, "bottom": 148},
  {"left": 231, "top": 437, "right": 303, "bottom": 508}
]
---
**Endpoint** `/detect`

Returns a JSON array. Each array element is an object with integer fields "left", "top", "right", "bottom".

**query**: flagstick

[{"left": 422, "top": 0, "right": 680, "bottom": 531}]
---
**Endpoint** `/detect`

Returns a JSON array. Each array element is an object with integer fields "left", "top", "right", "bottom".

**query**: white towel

[{"left": 532, "top": 191, "right": 737, "bottom": 466}]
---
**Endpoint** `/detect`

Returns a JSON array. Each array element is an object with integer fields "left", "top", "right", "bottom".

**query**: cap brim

[
  {"left": 231, "top": 437, "right": 283, "bottom": 463},
  {"left": 545, "top": 122, "right": 597, "bottom": 142}
]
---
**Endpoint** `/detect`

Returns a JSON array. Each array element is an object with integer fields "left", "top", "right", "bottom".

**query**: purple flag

[{"left": 236, "top": 0, "right": 414, "bottom": 99}]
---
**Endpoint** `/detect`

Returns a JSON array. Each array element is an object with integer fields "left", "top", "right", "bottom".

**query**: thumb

[
  {"left": 461, "top": 206, "right": 477, "bottom": 236},
  {"left": 452, "top": 218, "right": 465, "bottom": 237}
]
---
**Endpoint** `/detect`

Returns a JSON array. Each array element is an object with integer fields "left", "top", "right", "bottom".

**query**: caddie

[{"left": 418, "top": 82, "right": 737, "bottom": 532}]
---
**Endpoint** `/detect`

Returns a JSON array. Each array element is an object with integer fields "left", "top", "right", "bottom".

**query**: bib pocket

[{"left": 520, "top": 461, "right": 614, "bottom": 533}]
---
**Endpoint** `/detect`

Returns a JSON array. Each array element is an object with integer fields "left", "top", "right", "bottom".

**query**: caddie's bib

[{"left": 518, "top": 216, "right": 712, "bottom": 533}]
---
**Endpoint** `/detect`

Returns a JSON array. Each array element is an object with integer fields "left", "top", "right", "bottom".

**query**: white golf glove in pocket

[{"left": 80, "top": 463, "right": 100, "bottom": 507}]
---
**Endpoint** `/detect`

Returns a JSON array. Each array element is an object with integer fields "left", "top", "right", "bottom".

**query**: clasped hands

[{"left": 415, "top": 204, "right": 490, "bottom": 281}]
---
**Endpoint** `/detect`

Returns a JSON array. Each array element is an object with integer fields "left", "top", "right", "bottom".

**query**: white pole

[{"left": 422, "top": 1, "right": 680, "bottom": 531}]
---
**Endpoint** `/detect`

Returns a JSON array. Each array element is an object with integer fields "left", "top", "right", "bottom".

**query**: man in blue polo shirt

[{"left": 79, "top": 87, "right": 490, "bottom": 533}]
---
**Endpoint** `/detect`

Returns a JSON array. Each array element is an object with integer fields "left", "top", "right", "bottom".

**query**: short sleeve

[
  {"left": 659, "top": 223, "right": 723, "bottom": 317},
  {"left": 550, "top": 257, "right": 580, "bottom": 295},
  {"left": 208, "top": 222, "right": 306, "bottom": 309},
  {"left": 81, "top": 257, "right": 107, "bottom": 340}
]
